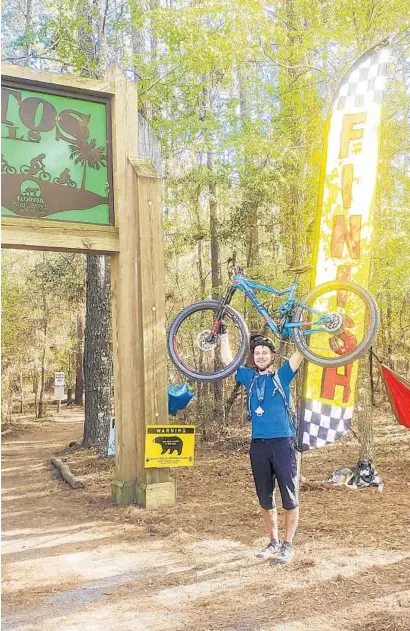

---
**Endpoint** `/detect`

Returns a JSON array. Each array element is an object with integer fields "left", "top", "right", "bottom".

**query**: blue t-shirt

[{"left": 235, "top": 361, "right": 297, "bottom": 439}]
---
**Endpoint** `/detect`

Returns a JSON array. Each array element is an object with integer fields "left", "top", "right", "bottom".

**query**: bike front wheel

[
  {"left": 293, "top": 281, "right": 379, "bottom": 368},
  {"left": 167, "top": 300, "right": 249, "bottom": 382}
]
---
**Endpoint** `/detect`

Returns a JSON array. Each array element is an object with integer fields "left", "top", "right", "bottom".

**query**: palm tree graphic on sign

[{"left": 69, "top": 139, "right": 107, "bottom": 190}]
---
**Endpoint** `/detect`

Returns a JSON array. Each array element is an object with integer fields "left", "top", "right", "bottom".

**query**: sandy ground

[{"left": 2, "top": 407, "right": 410, "bottom": 631}]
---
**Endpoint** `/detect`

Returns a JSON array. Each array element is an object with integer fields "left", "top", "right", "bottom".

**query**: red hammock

[{"left": 380, "top": 364, "right": 410, "bottom": 428}]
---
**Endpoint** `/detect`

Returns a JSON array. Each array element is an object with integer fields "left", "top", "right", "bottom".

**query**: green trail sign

[{"left": 1, "top": 80, "right": 113, "bottom": 225}]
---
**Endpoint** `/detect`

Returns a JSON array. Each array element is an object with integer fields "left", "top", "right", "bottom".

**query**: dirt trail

[{"left": 2, "top": 412, "right": 410, "bottom": 631}]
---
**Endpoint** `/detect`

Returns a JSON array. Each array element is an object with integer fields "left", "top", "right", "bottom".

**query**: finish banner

[{"left": 300, "top": 42, "right": 390, "bottom": 450}]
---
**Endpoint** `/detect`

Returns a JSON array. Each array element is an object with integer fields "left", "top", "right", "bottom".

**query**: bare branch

[{"left": 1, "top": 54, "right": 75, "bottom": 67}]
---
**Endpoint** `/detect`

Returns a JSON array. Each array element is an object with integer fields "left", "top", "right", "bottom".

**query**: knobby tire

[
  {"left": 167, "top": 300, "right": 249, "bottom": 382},
  {"left": 293, "top": 281, "right": 379, "bottom": 368}
]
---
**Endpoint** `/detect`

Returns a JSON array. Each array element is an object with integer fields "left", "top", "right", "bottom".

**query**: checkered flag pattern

[
  {"left": 333, "top": 47, "right": 390, "bottom": 112},
  {"left": 300, "top": 399, "right": 354, "bottom": 451}
]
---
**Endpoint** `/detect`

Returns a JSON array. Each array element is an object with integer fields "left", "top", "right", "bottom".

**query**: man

[{"left": 222, "top": 332, "right": 303, "bottom": 564}]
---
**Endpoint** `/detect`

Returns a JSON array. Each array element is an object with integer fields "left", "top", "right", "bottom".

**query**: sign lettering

[
  {"left": 300, "top": 45, "right": 390, "bottom": 449},
  {"left": 145, "top": 425, "right": 196, "bottom": 468},
  {"left": 1, "top": 81, "right": 113, "bottom": 225}
]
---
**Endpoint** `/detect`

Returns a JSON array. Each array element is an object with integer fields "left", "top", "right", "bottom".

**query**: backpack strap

[
  {"left": 246, "top": 370, "right": 298, "bottom": 436},
  {"left": 272, "top": 372, "right": 297, "bottom": 434},
  {"left": 246, "top": 371, "right": 258, "bottom": 420}
]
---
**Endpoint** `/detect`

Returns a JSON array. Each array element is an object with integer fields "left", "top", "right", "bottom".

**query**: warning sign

[{"left": 145, "top": 425, "right": 195, "bottom": 468}]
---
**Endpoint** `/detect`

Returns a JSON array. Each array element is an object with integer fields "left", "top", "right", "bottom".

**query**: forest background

[{"left": 2, "top": 0, "right": 410, "bottom": 457}]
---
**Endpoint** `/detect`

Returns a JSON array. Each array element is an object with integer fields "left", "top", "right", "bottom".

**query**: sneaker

[
  {"left": 275, "top": 541, "right": 294, "bottom": 564},
  {"left": 256, "top": 539, "right": 281, "bottom": 559}
]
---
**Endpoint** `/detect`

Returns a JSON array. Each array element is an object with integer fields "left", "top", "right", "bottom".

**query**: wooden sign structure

[{"left": 1, "top": 63, "right": 174, "bottom": 508}]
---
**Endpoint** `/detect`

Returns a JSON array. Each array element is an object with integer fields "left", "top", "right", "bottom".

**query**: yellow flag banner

[{"left": 300, "top": 42, "right": 390, "bottom": 450}]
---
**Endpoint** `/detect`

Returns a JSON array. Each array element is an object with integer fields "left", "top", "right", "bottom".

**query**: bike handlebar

[
  {"left": 227, "top": 261, "right": 244, "bottom": 278},
  {"left": 227, "top": 250, "right": 246, "bottom": 278}
]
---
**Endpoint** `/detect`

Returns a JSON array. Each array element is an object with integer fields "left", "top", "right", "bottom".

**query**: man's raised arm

[
  {"left": 289, "top": 349, "right": 303, "bottom": 372},
  {"left": 220, "top": 331, "right": 233, "bottom": 365}
]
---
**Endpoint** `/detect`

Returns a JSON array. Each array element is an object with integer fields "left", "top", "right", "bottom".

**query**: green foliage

[
  {"left": 1, "top": 262, "right": 32, "bottom": 369},
  {"left": 1, "top": 251, "right": 85, "bottom": 413},
  {"left": 2, "top": 0, "right": 410, "bottom": 411}
]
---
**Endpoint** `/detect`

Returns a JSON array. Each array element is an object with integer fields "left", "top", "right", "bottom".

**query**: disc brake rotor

[
  {"left": 323, "top": 312, "right": 343, "bottom": 334},
  {"left": 197, "top": 330, "right": 219, "bottom": 352}
]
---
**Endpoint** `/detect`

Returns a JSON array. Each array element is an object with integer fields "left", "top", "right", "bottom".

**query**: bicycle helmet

[{"left": 250, "top": 334, "right": 276, "bottom": 353}]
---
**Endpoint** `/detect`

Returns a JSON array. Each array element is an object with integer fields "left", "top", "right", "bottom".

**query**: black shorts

[{"left": 249, "top": 438, "right": 299, "bottom": 510}]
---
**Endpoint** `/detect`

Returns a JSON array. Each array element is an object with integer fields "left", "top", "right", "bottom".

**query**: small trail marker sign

[
  {"left": 54, "top": 385, "right": 65, "bottom": 400},
  {"left": 54, "top": 372, "right": 65, "bottom": 386},
  {"left": 54, "top": 372, "right": 65, "bottom": 407}
]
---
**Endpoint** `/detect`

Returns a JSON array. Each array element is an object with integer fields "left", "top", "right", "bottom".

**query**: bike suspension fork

[{"left": 210, "top": 286, "right": 237, "bottom": 334}]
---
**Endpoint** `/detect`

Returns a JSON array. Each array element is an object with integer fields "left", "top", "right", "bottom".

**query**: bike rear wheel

[
  {"left": 293, "top": 281, "right": 379, "bottom": 368},
  {"left": 167, "top": 300, "right": 249, "bottom": 382}
]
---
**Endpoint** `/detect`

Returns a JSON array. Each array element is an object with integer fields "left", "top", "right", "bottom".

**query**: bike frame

[{"left": 214, "top": 272, "right": 330, "bottom": 339}]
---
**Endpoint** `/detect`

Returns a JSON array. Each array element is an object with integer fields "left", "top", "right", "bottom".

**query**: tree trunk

[
  {"left": 77, "top": 1, "right": 94, "bottom": 77},
  {"left": 37, "top": 293, "right": 48, "bottom": 419},
  {"left": 207, "top": 150, "right": 221, "bottom": 300},
  {"left": 74, "top": 312, "right": 84, "bottom": 405},
  {"left": 37, "top": 338, "right": 47, "bottom": 418},
  {"left": 357, "top": 354, "right": 373, "bottom": 461},
  {"left": 6, "top": 383, "right": 14, "bottom": 426},
  {"left": 24, "top": 0, "right": 33, "bottom": 59},
  {"left": 386, "top": 291, "right": 394, "bottom": 369},
  {"left": 207, "top": 149, "right": 223, "bottom": 410},
  {"left": 78, "top": 0, "right": 112, "bottom": 456},
  {"left": 66, "top": 388, "right": 73, "bottom": 406},
  {"left": 96, "top": 0, "right": 108, "bottom": 75},
  {"left": 193, "top": 182, "right": 206, "bottom": 299},
  {"left": 280, "top": 0, "right": 306, "bottom": 267},
  {"left": 195, "top": 190, "right": 207, "bottom": 424},
  {"left": 150, "top": 0, "right": 158, "bottom": 60},
  {"left": 33, "top": 359, "right": 39, "bottom": 417},
  {"left": 369, "top": 348, "right": 376, "bottom": 407},
  {"left": 19, "top": 369, "right": 24, "bottom": 414},
  {"left": 238, "top": 66, "right": 260, "bottom": 273},
  {"left": 81, "top": 165, "right": 87, "bottom": 189},
  {"left": 131, "top": 1, "right": 145, "bottom": 76},
  {"left": 83, "top": 255, "right": 112, "bottom": 456}
]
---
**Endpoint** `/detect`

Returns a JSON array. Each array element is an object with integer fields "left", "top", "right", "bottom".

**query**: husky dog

[
  {"left": 327, "top": 460, "right": 383, "bottom": 491},
  {"left": 327, "top": 466, "right": 357, "bottom": 487}
]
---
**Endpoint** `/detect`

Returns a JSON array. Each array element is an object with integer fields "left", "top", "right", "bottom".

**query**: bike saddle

[{"left": 286, "top": 263, "right": 313, "bottom": 275}]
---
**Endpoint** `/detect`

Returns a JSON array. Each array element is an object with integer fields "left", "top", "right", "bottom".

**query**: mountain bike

[
  {"left": 20, "top": 164, "right": 51, "bottom": 181},
  {"left": 1, "top": 156, "right": 16, "bottom": 175},
  {"left": 53, "top": 175, "right": 77, "bottom": 187},
  {"left": 167, "top": 262, "right": 379, "bottom": 382}
]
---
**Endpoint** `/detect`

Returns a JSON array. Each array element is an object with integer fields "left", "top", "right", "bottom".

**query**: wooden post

[
  {"left": 109, "top": 66, "right": 174, "bottom": 507},
  {"left": 130, "top": 158, "right": 172, "bottom": 505},
  {"left": 0, "top": 62, "right": 172, "bottom": 507}
]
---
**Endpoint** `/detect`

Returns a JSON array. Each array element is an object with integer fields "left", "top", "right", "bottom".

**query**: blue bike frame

[{"left": 227, "top": 273, "right": 330, "bottom": 338}]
